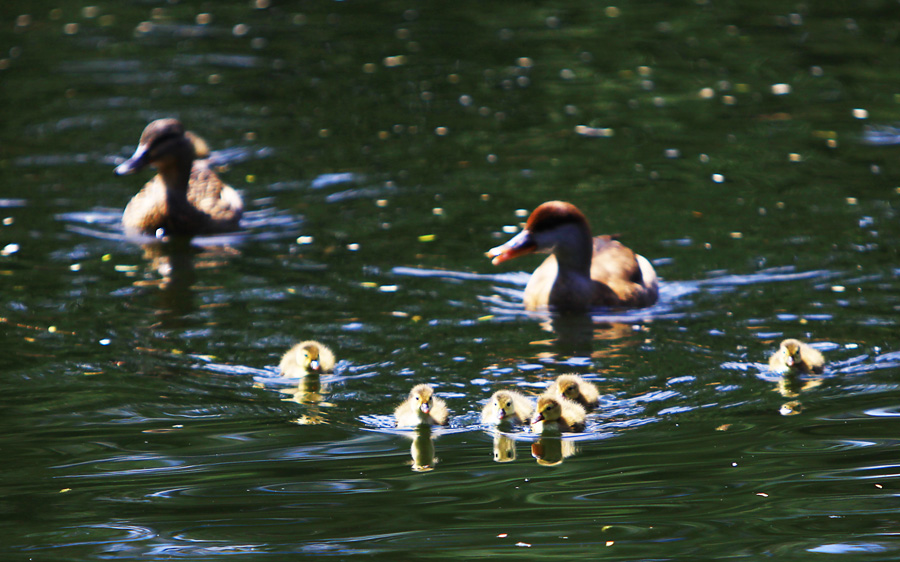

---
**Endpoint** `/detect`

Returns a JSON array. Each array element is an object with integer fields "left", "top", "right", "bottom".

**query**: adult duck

[
  {"left": 487, "top": 201, "right": 658, "bottom": 312},
  {"left": 115, "top": 118, "right": 243, "bottom": 236}
]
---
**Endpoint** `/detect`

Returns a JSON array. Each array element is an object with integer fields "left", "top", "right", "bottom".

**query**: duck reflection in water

[
  {"left": 487, "top": 201, "right": 658, "bottom": 313},
  {"left": 135, "top": 238, "right": 240, "bottom": 325},
  {"left": 409, "top": 425, "right": 438, "bottom": 472},
  {"left": 115, "top": 119, "right": 243, "bottom": 237},
  {"left": 769, "top": 338, "right": 826, "bottom": 416},
  {"left": 282, "top": 375, "right": 333, "bottom": 425}
]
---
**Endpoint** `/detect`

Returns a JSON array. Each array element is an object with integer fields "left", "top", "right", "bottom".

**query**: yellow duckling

[
  {"left": 546, "top": 373, "right": 601, "bottom": 411},
  {"left": 481, "top": 389, "right": 535, "bottom": 425},
  {"left": 278, "top": 340, "right": 336, "bottom": 378},
  {"left": 394, "top": 384, "right": 449, "bottom": 427},
  {"left": 115, "top": 118, "right": 243, "bottom": 236},
  {"left": 769, "top": 338, "right": 825, "bottom": 375},
  {"left": 531, "top": 395, "right": 586, "bottom": 433}
]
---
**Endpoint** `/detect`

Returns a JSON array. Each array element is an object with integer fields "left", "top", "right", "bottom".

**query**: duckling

[
  {"left": 531, "top": 395, "right": 586, "bottom": 433},
  {"left": 279, "top": 340, "right": 336, "bottom": 378},
  {"left": 115, "top": 118, "right": 243, "bottom": 236},
  {"left": 394, "top": 384, "right": 449, "bottom": 427},
  {"left": 481, "top": 389, "right": 535, "bottom": 425},
  {"left": 487, "top": 201, "right": 658, "bottom": 312},
  {"left": 546, "top": 373, "right": 600, "bottom": 411},
  {"left": 769, "top": 338, "right": 825, "bottom": 375}
]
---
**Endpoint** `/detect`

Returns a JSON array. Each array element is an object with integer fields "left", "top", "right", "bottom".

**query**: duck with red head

[
  {"left": 487, "top": 201, "right": 658, "bottom": 312},
  {"left": 115, "top": 118, "right": 243, "bottom": 236}
]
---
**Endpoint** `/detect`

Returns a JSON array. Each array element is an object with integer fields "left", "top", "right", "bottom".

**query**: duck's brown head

[
  {"left": 409, "top": 384, "right": 435, "bottom": 414},
  {"left": 115, "top": 118, "right": 195, "bottom": 177},
  {"left": 532, "top": 396, "right": 562, "bottom": 424},
  {"left": 487, "top": 201, "right": 592, "bottom": 265}
]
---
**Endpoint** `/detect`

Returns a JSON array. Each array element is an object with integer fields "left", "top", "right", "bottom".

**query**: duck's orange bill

[{"left": 486, "top": 230, "right": 536, "bottom": 265}]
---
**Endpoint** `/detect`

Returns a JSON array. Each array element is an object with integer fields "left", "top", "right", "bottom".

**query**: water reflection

[
  {"left": 281, "top": 375, "right": 333, "bottom": 425},
  {"left": 531, "top": 434, "right": 579, "bottom": 467},
  {"left": 409, "top": 426, "right": 438, "bottom": 472},
  {"left": 491, "top": 432, "right": 517, "bottom": 463}
]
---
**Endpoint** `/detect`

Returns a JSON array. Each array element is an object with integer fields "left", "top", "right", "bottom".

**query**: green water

[{"left": 2, "top": 1, "right": 900, "bottom": 560}]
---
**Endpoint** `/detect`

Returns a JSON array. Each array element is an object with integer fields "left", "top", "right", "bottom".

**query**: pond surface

[{"left": 2, "top": 1, "right": 900, "bottom": 560}]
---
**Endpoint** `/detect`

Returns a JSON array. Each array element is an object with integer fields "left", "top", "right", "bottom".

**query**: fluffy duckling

[
  {"left": 487, "top": 201, "right": 658, "bottom": 312},
  {"left": 115, "top": 118, "right": 243, "bottom": 236},
  {"left": 769, "top": 338, "right": 825, "bottom": 375},
  {"left": 394, "top": 384, "right": 449, "bottom": 427},
  {"left": 279, "top": 340, "right": 336, "bottom": 378},
  {"left": 481, "top": 389, "right": 535, "bottom": 425},
  {"left": 546, "top": 373, "right": 600, "bottom": 411},
  {"left": 531, "top": 395, "right": 586, "bottom": 433}
]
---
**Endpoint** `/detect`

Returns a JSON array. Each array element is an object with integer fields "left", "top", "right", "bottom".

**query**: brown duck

[
  {"left": 115, "top": 119, "right": 243, "bottom": 236},
  {"left": 487, "top": 201, "right": 658, "bottom": 312}
]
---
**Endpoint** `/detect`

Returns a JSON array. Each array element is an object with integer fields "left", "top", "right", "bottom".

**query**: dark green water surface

[{"left": 2, "top": 1, "right": 900, "bottom": 560}]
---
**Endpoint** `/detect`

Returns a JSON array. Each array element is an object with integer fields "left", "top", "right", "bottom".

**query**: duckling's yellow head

[
  {"left": 409, "top": 384, "right": 435, "bottom": 414},
  {"left": 779, "top": 339, "right": 803, "bottom": 367},
  {"left": 298, "top": 342, "right": 322, "bottom": 373},
  {"left": 115, "top": 118, "right": 194, "bottom": 177},
  {"left": 533, "top": 396, "right": 562, "bottom": 424},
  {"left": 558, "top": 378, "right": 581, "bottom": 402},
  {"left": 492, "top": 390, "right": 516, "bottom": 420}
]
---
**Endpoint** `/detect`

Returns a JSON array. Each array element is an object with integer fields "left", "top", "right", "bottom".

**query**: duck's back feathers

[{"left": 547, "top": 374, "right": 600, "bottom": 411}]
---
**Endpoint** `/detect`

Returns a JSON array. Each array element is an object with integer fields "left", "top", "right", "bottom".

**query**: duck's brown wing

[
  {"left": 589, "top": 235, "right": 650, "bottom": 306},
  {"left": 186, "top": 162, "right": 243, "bottom": 228}
]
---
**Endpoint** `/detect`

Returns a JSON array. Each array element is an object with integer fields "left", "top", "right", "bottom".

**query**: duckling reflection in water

[
  {"left": 409, "top": 425, "right": 438, "bottom": 472},
  {"left": 491, "top": 433, "right": 517, "bottom": 463},
  {"left": 769, "top": 338, "right": 825, "bottom": 375},
  {"left": 546, "top": 374, "right": 600, "bottom": 411},
  {"left": 115, "top": 118, "right": 243, "bottom": 236},
  {"left": 486, "top": 201, "right": 658, "bottom": 312},
  {"left": 394, "top": 384, "right": 449, "bottom": 427},
  {"left": 279, "top": 340, "right": 335, "bottom": 378},
  {"left": 481, "top": 389, "right": 534, "bottom": 426},
  {"left": 531, "top": 395, "right": 587, "bottom": 433},
  {"left": 531, "top": 435, "right": 579, "bottom": 466}
]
